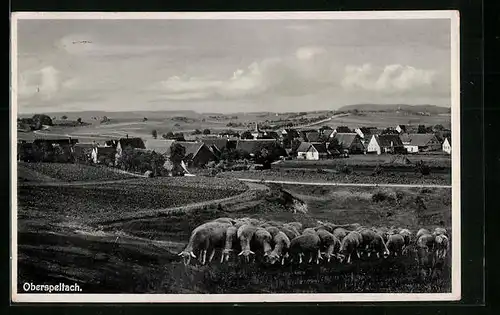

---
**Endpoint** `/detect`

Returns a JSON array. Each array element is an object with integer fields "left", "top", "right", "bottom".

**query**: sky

[{"left": 15, "top": 18, "right": 452, "bottom": 114}]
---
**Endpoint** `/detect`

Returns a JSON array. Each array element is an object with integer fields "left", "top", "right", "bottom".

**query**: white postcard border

[{"left": 10, "top": 10, "right": 461, "bottom": 303}]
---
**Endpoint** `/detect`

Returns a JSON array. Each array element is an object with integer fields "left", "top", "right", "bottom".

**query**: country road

[{"left": 236, "top": 178, "right": 452, "bottom": 189}]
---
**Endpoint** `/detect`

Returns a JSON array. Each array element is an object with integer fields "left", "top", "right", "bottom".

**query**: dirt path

[
  {"left": 237, "top": 178, "right": 452, "bottom": 189},
  {"left": 100, "top": 181, "right": 269, "bottom": 225}
]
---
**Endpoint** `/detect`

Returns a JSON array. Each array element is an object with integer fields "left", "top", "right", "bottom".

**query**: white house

[
  {"left": 296, "top": 142, "right": 329, "bottom": 160},
  {"left": 400, "top": 134, "right": 442, "bottom": 153},
  {"left": 442, "top": 138, "right": 451, "bottom": 154},
  {"left": 367, "top": 135, "right": 405, "bottom": 155}
]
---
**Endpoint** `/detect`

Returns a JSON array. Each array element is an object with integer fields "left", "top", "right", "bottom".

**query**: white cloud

[
  {"left": 57, "top": 34, "right": 184, "bottom": 58},
  {"left": 153, "top": 46, "right": 340, "bottom": 101},
  {"left": 341, "top": 63, "right": 437, "bottom": 94},
  {"left": 18, "top": 66, "right": 60, "bottom": 100}
]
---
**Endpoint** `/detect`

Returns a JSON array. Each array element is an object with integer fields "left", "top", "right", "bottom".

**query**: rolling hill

[{"left": 337, "top": 104, "right": 451, "bottom": 115}]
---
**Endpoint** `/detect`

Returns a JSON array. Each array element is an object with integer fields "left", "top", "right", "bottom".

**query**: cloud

[
  {"left": 57, "top": 34, "right": 184, "bottom": 58},
  {"left": 341, "top": 63, "right": 437, "bottom": 95},
  {"left": 152, "top": 46, "right": 340, "bottom": 101},
  {"left": 18, "top": 66, "right": 60, "bottom": 100}
]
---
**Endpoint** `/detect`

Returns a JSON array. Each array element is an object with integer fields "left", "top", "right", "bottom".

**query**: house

[
  {"left": 395, "top": 125, "right": 407, "bottom": 134},
  {"left": 296, "top": 142, "right": 329, "bottom": 160},
  {"left": 235, "top": 139, "right": 286, "bottom": 158},
  {"left": 332, "top": 133, "right": 365, "bottom": 154},
  {"left": 106, "top": 137, "right": 146, "bottom": 164},
  {"left": 251, "top": 122, "right": 264, "bottom": 140},
  {"left": 300, "top": 130, "right": 321, "bottom": 142},
  {"left": 367, "top": 134, "right": 406, "bottom": 155},
  {"left": 399, "top": 133, "right": 442, "bottom": 153},
  {"left": 91, "top": 146, "right": 117, "bottom": 165},
  {"left": 73, "top": 143, "right": 96, "bottom": 162},
  {"left": 322, "top": 129, "right": 336, "bottom": 139},
  {"left": 175, "top": 141, "right": 217, "bottom": 167},
  {"left": 355, "top": 127, "right": 382, "bottom": 147},
  {"left": 442, "top": 137, "right": 452, "bottom": 154},
  {"left": 144, "top": 139, "right": 176, "bottom": 156}
]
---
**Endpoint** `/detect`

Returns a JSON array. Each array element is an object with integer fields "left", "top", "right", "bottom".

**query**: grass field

[
  {"left": 17, "top": 176, "right": 452, "bottom": 294},
  {"left": 18, "top": 163, "right": 137, "bottom": 182},
  {"left": 324, "top": 112, "right": 451, "bottom": 129}
]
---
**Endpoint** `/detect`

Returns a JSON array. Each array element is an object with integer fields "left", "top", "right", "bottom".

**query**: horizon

[{"left": 15, "top": 17, "right": 452, "bottom": 114}]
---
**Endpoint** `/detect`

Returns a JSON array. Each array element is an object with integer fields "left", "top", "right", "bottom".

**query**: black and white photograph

[{"left": 11, "top": 11, "right": 460, "bottom": 303}]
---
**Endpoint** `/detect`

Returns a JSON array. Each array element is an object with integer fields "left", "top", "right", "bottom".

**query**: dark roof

[
  {"left": 235, "top": 139, "right": 279, "bottom": 154},
  {"left": 374, "top": 134, "right": 404, "bottom": 147},
  {"left": 119, "top": 138, "right": 145, "bottom": 149},
  {"left": 74, "top": 143, "right": 96, "bottom": 149},
  {"left": 200, "top": 137, "right": 229, "bottom": 150},
  {"left": 310, "top": 142, "right": 329, "bottom": 154},
  {"left": 304, "top": 131, "right": 320, "bottom": 142},
  {"left": 400, "top": 134, "right": 439, "bottom": 147},
  {"left": 95, "top": 146, "right": 116, "bottom": 155},
  {"left": 322, "top": 129, "right": 335, "bottom": 138},
  {"left": 333, "top": 133, "right": 359, "bottom": 148},
  {"left": 296, "top": 142, "right": 312, "bottom": 153},
  {"left": 144, "top": 139, "right": 176, "bottom": 155},
  {"left": 283, "top": 129, "right": 300, "bottom": 138}
]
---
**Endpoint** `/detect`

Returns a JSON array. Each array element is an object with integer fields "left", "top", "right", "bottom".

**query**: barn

[
  {"left": 332, "top": 133, "right": 365, "bottom": 154},
  {"left": 400, "top": 134, "right": 442, "bottom": 153},
  {"left": 296, "top": 142, "right": 329, "bottom": 160},
  {"left": 367, "top": 134, "right": 406, "bottom": 155},
  {"left": 175, "top": 141, "right": 217, "bottom": 167}
]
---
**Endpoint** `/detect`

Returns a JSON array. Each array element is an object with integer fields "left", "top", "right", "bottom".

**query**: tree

[
  {"left": 203, "top": 129, "right": 211, "bottom": 135},
  {"left": 417, "top": 125, "right": 427, "bottom": 134},
  {"left": 77, "top": 118, "right": 82, "bottom": 124},
  {"left": 170, "top": 143, "right": 186, "bottom": 176},
  {"left": 101, "top": 116, "right": 110, "bottom": 123},
  {"left": 143, "top": 117, "right": 148, "bottom": 122},
  {"left": 152, "top": 129, "right": 158, "bottom": 139},
  {"left": 192, "top": 129, "right": 202, "bottom": 135},
  {"left": 240, "top": 131, "right": 253, "bottom": 139},
  {"left": 61, "top": 115, "right": 68, "bottom": 120},
  {"left": 381, "top": 127, "right": 399, "bottom": 135},
  {"left": 433, "top": 124, "right": 444, "bottom": 131},
  {"left": 336, "top": 126, "right": 352, "bottom": 133},
  {"left": 328, "top": 137, "right": 342, "bottom": 153},
  {"left": 163, "top": 131, "right": 175, "bottom": 139},
  {"left": 32, "top": 114, "right": 53, "bottom": 130}
]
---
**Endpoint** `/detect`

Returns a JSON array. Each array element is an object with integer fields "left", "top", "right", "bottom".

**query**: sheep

[
  {"left": 220, "top": 225, "right": 240, "bottom": 263},
  {"left": 178, "top": 221, "right": 231, "bottom": 265},
  {"left": 433, "top": 227, "right": 448, "bottom": 237},
  {"left": 386, "top": 234, "right": 405, "bottom": 257},
  {"left": 265, "top": 226, "right": 281, "bottom": 238},
  {"left": 212, "top": 217, "right": 236, "bottom": 225},
  {"left": 332, "top": 227, "right": 348, "bottom": 241},
  {"left": 399, "top": 228, "right": 412, "bottom": 254},
  {"left": 267, "top": 231, "right": 291, "bottom": 265},
  {"left": 252, "top": 228, "right": 273, "bottom": 262},
  {"left": 289, "top": 233, "right": 322, "bottom": 265},
  {"left": 316, "top": 228, "right": 341, "bottom": 263},
  {"left": 435, "top": 234, "right": 449, "bottom": 260},
  {"left": 338, "top": 231, "right": 363, "bottom": 264},
  {"left": 287, "top": 222, "right": 304, "bottom": 233},
  {"left": 279, "top": 225, "right": 300, "bottom": 241},
  {"left": 374, "top": 226, "right": 390, "bottom": 243},
  {"left": 416, "top": 228, "right": 431, "bottom": 240},
  {"left": 358, "top": 228, "right": 390, "bottom": 258},
  {"left": 237, "top": 224, "right": 259, "bottom": 262},
  {"left": 415, "top": 233, "right": 437, "bottom": 278},
  {"left": 302, "top": 227, "right": 317, "bottom": 235}
]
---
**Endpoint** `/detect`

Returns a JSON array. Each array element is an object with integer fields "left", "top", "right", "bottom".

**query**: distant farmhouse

[
  {"left": 332, "top": 133, "right": 365, "bottom": 154},
  {"left": 175, "top": 141, "right": 217, "bottom": 167},
  {"left": 296, "top": 142, "right": 329, "bottom": 160},
  {"left": 106, "top": 137, "right": 146, "bottom": 164},
  {"left": 235, "top": 139, "right": 286, "bottom": 158},
  {"left": 442, "top": 137, "right": 452, "bottom": 154},
  {"left": 400, "top": 133, "right": 441, "bottom": 153},
  {"left": 367, "top": 134, "right": 405, "bottom": 155}
]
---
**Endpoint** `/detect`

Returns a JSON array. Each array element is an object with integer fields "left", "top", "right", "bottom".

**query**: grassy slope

[
  {"left": 19, "top": 163, "right": 136, "bottom": 182},
  {"left": 17, "top": 181, "right": 451, "bottom": 294}
]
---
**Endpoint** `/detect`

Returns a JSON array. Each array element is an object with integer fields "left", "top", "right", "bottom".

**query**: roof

[
  {"left": 333, "top": 133, "right": 359, "bottom": 148},
  {"left": 119, "top": 138, "right": 145, "bottom": 149},
  {"left": 95, "top": 146, "right": 116, "bottom": 154},
  {"left": 175, "top": 141, "right": 207, "bottom": 158},
  {"left": 296, "top": 142, "right": 312, "bottom": 153},
  {"left": 144, "top": 139, "right": 176, "bottom": 155},
  {"left": 74, "top": 143, "right": 96, "bottom": 149},
  {"left": 310, "top": 142, "right": 329, "bottom": 154},
  {"left": 200, "top": 137, "right": 229, "bottom": 150},
  {"left": 374, "top": 134, "right": 404, "bottom": 147},
  {"left": 322, "top": 129, "right": 335, "bottom": 138},
  {"left": 235, "top": 139, "right": 279, "bottom": 154},
  {"left": 399, "top": 134, "right": 438, "bottom": 147}
]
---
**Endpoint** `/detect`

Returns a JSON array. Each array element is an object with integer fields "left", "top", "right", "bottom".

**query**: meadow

[{"left": 16, "top": 174, "right": 452, "bottom": 294}]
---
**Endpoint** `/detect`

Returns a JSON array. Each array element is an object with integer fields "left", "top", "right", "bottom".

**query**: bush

[
  {"left": 415, "top": 160, "right": 431, "bottom": 175},
  {"left": 372, "top": 165, "right": 383, "bottom": 176},
  {"left": 338, "top": 165, "right": 353, "bottom": 175},
  {"left": 372, "top": 191, "right": 395, "bottom": 203}
]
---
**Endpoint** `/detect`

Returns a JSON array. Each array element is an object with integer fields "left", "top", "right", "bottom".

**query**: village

[{"left": 17, "top": 114, "right": 452, "bottom": 179}]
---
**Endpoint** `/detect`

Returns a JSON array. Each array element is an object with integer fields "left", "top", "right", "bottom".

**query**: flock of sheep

[{"left": 178, "top": 217, "right": 450, "bottom": 273}]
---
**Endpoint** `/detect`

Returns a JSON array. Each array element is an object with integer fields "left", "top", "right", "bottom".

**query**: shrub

[
  {"left": 372, "top": 191, "right": 395, "bottom": 203},
  {"left": 415, "top": 160, "right": 431, "bottom": 175},
  {"left": 338, "top": 165, "right": 353, "bottom": 175},
  {"left": 372, "top": 165, "right": 383, "bottom": 176}
]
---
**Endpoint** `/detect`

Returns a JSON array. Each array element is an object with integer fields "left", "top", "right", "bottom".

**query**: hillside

[
  {"left": 337, "top": 104, "right": 451, "bottom": 115},
  {"left": 18, "top": 110, "right": 201, "bottom": 121}
]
